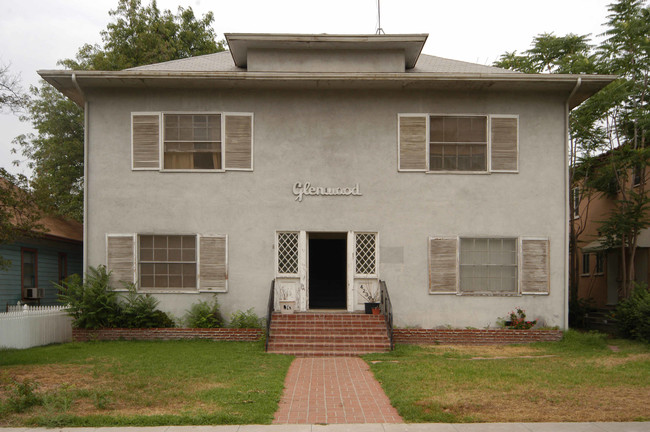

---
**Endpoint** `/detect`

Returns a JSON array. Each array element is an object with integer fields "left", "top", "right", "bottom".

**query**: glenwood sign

[{"left": 293, "top": 182, "right": 362, "bottom": 202}]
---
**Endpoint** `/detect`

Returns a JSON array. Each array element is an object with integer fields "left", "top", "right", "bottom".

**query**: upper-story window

[
  {"left": 164, "top": 114, "right": 222, "bottom": 170},
  {"left": 398, "top": 113, "right": 518, "bottom": 173},
  {"left": 430, "top": 115, "right": 487, "bottom": 171},
  {"left": 131, "top": 112, "right": 253, "bottom": 172}
]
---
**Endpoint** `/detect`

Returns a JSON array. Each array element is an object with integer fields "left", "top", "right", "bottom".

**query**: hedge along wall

[
  {"left": 73, "top": 328, "right": 263, "bottom": 342},
  {"left": 393, "top": 328, "right": 563, "bottom": 345}
]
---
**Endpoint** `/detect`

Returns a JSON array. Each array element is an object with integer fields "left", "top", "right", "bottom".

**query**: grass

[
  {"left": 364, "top": 330, "right": 650, "bottom": 423},
  {"left": 0, "top": 340, "right": 293, "bottom": 427}
]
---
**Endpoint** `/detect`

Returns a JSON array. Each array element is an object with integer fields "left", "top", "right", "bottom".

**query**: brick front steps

[
  {"left": 267, "top": 312, "right": 391, "bottom": 357},
  {"left": 73, "top": 327, "right": 262, "bottom": 342},
  {"left": 393, "top": 328, "right": 563, "bottom": 345}
]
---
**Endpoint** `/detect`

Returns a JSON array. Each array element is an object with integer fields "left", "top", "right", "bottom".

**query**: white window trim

[
  {"left": 159, "top": 111, "right": 225, "bottom": 173},
  {"left": 399, "top": 113, "right": 519, "bottom": 174},
  {"left": 354, "top": 232, "right": 379, "bottom": 278},
  {"left": 489, "top": 114, "right": 519, "bottom": 174},
  {"left": 428, "top": 235, "right": 459, "bottom": 295},
  {"left": 275, "top": 231, "right": 301, "bottom": 278},
  {"left": 131, "top": 112, "right": 161, "bottom": 171},
  {"left": 458, "top": 235, "right": 520, "bottom": 296},
  {"left": 571, "top": 187, "right": 580, "bottom": 220},
  {"left": 224, "top": 112, "right": 255, "bottom": 172},
  {"left": 105, "top": 233, "right": 137, "bottom": 290},
  {"left": 520, "top": 236, "right": 550, "bottom": 295}
]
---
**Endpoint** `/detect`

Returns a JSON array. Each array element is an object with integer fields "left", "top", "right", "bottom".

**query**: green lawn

[
  {"left": 0, "top": 340, "right": 293, "bottom": 427},
  {"left": 364, "top": 331, "right": 650, "bottom": 423}
]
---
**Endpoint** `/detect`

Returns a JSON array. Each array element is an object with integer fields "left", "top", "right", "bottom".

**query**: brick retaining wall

[
  {"left": 393, "top": 328, "right": 562, "bottom": 345},
  {"left": 73, "top": 327, "right": 263, "bottom": 342}
]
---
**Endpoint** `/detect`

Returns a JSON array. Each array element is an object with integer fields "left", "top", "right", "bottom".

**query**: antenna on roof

[{"left": 376, "top": 0, "right": 385, "bottom": 34}]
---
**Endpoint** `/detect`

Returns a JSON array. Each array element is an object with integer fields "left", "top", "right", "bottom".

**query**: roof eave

[{"left": 38, "top": 69, "right": 617, "bottom": 109}]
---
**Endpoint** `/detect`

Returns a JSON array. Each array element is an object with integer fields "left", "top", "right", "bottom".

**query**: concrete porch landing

[{"left": 273, "top": 357, "right": 402, "bottom": 424}]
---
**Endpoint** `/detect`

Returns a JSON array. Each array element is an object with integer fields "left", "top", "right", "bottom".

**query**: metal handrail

[
  {"left": 265, "top": 280, "right": 275, "bottom": 352},
  {"left": 379, "top": 280, "right": 394, "bottom": 350}
]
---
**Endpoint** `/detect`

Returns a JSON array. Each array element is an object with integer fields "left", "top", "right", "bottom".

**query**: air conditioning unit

[{"left": 24, "top": 288, "right": 44, "bottom": 299}]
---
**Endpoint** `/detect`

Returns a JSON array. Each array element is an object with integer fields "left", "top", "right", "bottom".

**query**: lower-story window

[
  {"left": 139, "top": 235, "right": 197, "bottom": 289},
  {"left": 459, "top": 237, "right": 518, "bottom": 293}
]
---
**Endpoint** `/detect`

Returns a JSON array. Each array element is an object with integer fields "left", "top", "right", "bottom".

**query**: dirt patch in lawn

[
  {"left": 0, "top": 364, "right": 107, "bottom": 394},
  {"left": 423, "top": 345, "right": 544, "bottom": 358},
  {"left": 592, "top": 353, "right": 650, "bottom": 368},
  {"left": 417, "top": 384, "right": 650, "bottom": 422}
]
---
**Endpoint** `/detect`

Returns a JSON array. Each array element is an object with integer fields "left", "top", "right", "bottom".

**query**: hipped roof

[{"left": 38, "top": 33, "right": 616, "bottom": 109}]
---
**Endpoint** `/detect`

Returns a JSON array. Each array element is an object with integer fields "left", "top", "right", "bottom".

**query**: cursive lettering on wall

[{"left": 293, "top": 182, "right": 362, "bottom": 202}]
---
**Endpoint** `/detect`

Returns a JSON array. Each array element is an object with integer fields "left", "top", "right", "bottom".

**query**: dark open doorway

[{"left": 309, "top": 233, "right": 347, "bottom": 309}]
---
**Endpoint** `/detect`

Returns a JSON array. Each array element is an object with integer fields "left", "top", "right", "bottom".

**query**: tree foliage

[
  {"left": 496, "top": 0, "right": 650, "bottom": 303},
  {"left": 0, "top": 169, "right": 44, "bottom": 270},
  {"left": 0, "top": 63, "right": 28, "bottom": 114},
  {"left": 16, "top": 0, "right": 225, "bottom": 221}
]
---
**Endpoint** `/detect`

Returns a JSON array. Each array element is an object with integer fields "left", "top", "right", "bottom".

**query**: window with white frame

[
  {"left": 132, "top": 112, "right": 253, "bottom": 171},
  {"left": 571, "top": 187, "right": 580, "bottom": 219},
  {"left": 459, "top": 238, "right": 518, "bottom": 293},
  {"left": 106, "top": 233, "right": 227, "bottom": 292},
  {"left": 355, "top": 232, "right": 377, "bottom": 276},
  {"left": 139, "top": 235, "right": 197, "bottom": 289},
  {"left": 277, "top": 232, "right": 299, "bottom": 275},
  {"left": 429, "top": 236, "right": 549, "bottom": 295},
  {"left": 398, "top": 114, "right": 518, "bottom": 173},
  {"left": 430, "top": 115, "right": 487, "bottom": 171},
  {"left": 163, "top": 114, "right": 222, "bottom": 170}
]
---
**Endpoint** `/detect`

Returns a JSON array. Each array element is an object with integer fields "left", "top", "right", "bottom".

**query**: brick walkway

[{"left": 273, "top": 357, "right": 403, "bottom": 424}]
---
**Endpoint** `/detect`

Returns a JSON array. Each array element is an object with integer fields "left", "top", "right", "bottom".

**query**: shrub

[
  {"left": 58, "top": 265, "right": 175, "bottom": 329},
  {"left": 116, "top": 283, "right": 175, "bottom": 328},
  {"left": 616, "top": 284, "right": 650, "bottom": 342},
  {"left": 57, "top": 266, "right": 122, "bottom": 329},
  {"left": 5, "top": 379, "right": 43, "bottom": 413},
  {"left": 229, "top": 308, "right": 264, "bottom": 328},
  {"left": 185, "top": 297, "right": 224, "bottom": 328}
]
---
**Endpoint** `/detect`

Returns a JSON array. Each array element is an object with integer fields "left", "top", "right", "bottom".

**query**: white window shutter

[
  {"left": 224, "top": 114, "right": 253, "bottom": 170},
  {"left": 429, "top": 237, "right": 458, "bottom": 293},
  {"left": 490, "top": 116, "right": 518, "bottom": 172},
  {"left": 132, "top": 113, "right": 160, "bottom": 169},
  {"left": 106, "top": 234, "right": 136, "bottom": 288},
  {"left": 199, "top": 235, "right": 228, "bottom": 292},
  {"left": 521, "top": 238, "right": 550, "bottom": 294},
  {"left": 398, "top": 114, "right": 428, "bottom": 171}
]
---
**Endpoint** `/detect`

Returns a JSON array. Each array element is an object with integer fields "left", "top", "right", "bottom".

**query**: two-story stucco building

[{"left": 40, "top": 33, "right": 614, "bottom": 329}]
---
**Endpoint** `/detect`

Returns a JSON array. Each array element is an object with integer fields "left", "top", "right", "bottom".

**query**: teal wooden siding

[{"left": 0, "top": 238, "right": 82, "bottom": 309}]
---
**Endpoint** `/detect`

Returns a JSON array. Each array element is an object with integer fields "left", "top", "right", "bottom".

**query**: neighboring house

[
  {"left": 39, "top": 33, "right": 613, "bottom": 329},
  {"left": 1, "top": 213, "right": 82, "bottom": 309},
  {"left": 575, "top": 168, "right": 649, "bottom": 308}
]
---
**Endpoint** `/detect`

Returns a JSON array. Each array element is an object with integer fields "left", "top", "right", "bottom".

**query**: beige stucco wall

[{"left": 85, "top": 86, "right": 568, "bottom": 328}]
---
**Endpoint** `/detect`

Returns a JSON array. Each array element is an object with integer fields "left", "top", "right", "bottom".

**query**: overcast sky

[{"left": 1, "top": 0, "right": 614, "bottom": 176}]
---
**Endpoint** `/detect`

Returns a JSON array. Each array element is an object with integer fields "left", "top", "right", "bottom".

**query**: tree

[
  {"left": 0, "top": 63, "right": 28, "bottom": 114},
  {"left": 16, "top": 0, "right": 225, "bottom": 221},
  {"left": 0, "top": 169, "right": 44, "bottom": 270},
  {"left": 495, "top": 0, "right": 650, "bottom": 304}
]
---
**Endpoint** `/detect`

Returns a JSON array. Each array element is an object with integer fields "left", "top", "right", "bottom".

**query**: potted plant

[{"left": 359, "top": 284, "right": 380, "bottom": 314}]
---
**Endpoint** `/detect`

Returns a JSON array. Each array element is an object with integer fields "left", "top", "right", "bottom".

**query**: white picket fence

[{"left": 0, "top": 304, "right": 72, "bottom": 349}]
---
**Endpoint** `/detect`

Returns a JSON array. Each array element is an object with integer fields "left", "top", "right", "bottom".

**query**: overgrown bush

[
  {"left": 57, "top": 266, "right": 122, "bottom": 329},
  {"left": 229, "top": 308, "right": 264, "bottom": 328},
  {"left": 184, "top": 297, "right": 224, "bottom": 328},
  {"left": 116, "top": 284, "right": 175, "bottom": 328},
  {"left": 57, "top": 265, "right": 175, "bottom": 329},
  {"left": 615, "top": 284, "right": 650, "bottom": 342}
]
